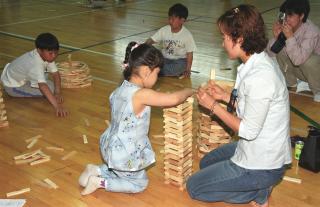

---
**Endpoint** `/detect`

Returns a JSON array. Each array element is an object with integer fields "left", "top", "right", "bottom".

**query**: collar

[{"left": 234, "top": 52, "right": 266, "bottom": 89}]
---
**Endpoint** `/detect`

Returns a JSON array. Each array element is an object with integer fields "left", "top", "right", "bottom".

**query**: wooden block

[
  {"left": 283, "top": 176, "right": 302, "bottom": 184},
  {"left": 43, "top": 178, "right": 58, "bottom": 189},
  {"left": 153, "top": 134, "right": 164, "bottom": 138},
  {"left": 61, "top": 151, "right": 77, "bottom": 160},
  {"left": 25, "top": 135, "right": 42, "bottom": 143},
  {"left": 15, "top": 154, "right": 42, "bottom": 165},
  {"left": 6, "top": 188, "right": 30, "bottom": 198},
  {"left": 14, "top": 149, "right": 42, "bottom": 160},
  {"left": 46, "top": 146, "right": 64, "bottom": 151},
  {"left": 30, "top": 156, "right": 51, "bottom": 166},
  {"left": 82, "top": 134, "right": 88, "bottom": 144},
  {"left": 26, "top": 138, "right": 38, "bottom": 149},
  {"left": 210, "top": 68, "right": 215, "bottom": 80},
  {"left": 83, "top": 118, "right": 90, "bottom": 127}
]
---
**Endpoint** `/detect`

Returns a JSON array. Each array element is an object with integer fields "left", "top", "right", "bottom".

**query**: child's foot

[
  {"left": 81, "top": 176, "right": 105, "bottom": 195},
  {"left": 250, "top": 200, "right": 269, "bottom": 207},
  {"left": 78, "top": 164, "right": 101, "bottom": 187}
]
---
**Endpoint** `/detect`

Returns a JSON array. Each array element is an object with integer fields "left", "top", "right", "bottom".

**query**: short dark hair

[
  {"left": 217, "top": 4, "right": 268, "bottom": 55},
  {"left": 168, "top": 3, "right": 188, "bottom": 19},
  {"left": 123, "top": 42, "right": 163, "bottom": 80},
  {"left": 35, "top": 33, "right": 59, "bottom": 50},
  {"left": 280, "top": 0, "right": 310, "bottom": 22}
]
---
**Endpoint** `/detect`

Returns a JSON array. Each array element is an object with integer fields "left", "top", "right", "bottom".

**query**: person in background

[
  {"left": 0, "top": 32, "right": 68, "bottom": 117},
  {"left": 266, "top": 0, "right": 320, "bottom": 102},
  {"left": 146, "top": 3, "right": 196, "bottom": 77}
]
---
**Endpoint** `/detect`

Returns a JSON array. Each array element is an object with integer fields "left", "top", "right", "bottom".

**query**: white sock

[
  {"left": 78, "top": 164, "right": 101, "bottom": 187},
  {"left": 81, "top": 176, "right": 105, "bottom": 195}
]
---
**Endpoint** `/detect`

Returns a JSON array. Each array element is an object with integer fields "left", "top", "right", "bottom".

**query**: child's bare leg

[
  {"left": 81, "top": 175, "right": 106, "bottom": 195},
  {"left": 78, "top": 164, "right": 101, "bottom": 187}
]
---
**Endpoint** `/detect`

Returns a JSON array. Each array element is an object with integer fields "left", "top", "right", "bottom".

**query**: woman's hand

[
  {"left": 197, "top": 87, "right": 215, "bottom": 110},
  {"left": 207, "top": 81, "right": 228, "bottom": 102}
]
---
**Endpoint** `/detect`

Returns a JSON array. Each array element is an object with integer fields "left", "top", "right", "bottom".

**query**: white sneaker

[
  {"left": 296, "top": 80, "right": 311, "bottom": 93},
  {"left": 314, "top": 93, "right": 320, "bottom": 102}
]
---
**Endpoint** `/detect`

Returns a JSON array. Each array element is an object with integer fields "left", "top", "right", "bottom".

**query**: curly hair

[
  {"left": 217, "top": 4, "right": 268, "bottom": 55},
  {"left": 122, "top": 42, "right": 163, "bottom": 81}
]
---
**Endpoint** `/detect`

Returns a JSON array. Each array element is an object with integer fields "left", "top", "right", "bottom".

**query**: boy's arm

[
  {"left": 51, "top": 71, "right": 63, "bottom": 104},
  {"left": 183, "top": 52, "right": 193, "bottom": 78},
  {"left": 38, "top": 82, "right": 68, "bottom": 117},
  {"left": 145, "top": 38, "right": 155, "bottom": 45}
]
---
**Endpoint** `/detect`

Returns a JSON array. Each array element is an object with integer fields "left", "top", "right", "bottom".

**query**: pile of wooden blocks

[
  {"left": 0, "top": 85, "right": 9, "bottom": 127},
  {"left": 14, "top": 149, "right": 50, "bottom": 166},
  {"left": 57, "top": 57, "right": 92, "bottom": 88},
  {"left": 163, "top": 97, "right": 193, "bottom": 190},
  {"left": 197, "top": 112, "right": 231, "bottom": 158}
]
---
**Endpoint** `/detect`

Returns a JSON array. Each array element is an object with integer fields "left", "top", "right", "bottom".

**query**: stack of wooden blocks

[
  {"left": 197, "top": 112, "right": 231, "bottom": 158},
  {"left": 163, "top": 97, "right": 193, "bottom": 190},
  {"left": 0, "top": 85, "right": 9, "bottom": 127},
  {"left": 57, "top": 60, "right": 92, "bottom": 89}
]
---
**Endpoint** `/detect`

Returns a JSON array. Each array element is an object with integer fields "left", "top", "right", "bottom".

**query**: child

[
  {"left": 266, "top": 0, "right": 320, "bottom": 102},
  {"left": 79, "top": 42, "right": 193, "bottom": 195},
  {"left": 186, "top": 5, "right": 291, "bottom": 207},
  {"left": 146, "top": 3, "right": 196, "bottom": 77},
  {"left": 0, "top": 33, "right": 68, "bottom": 117}
]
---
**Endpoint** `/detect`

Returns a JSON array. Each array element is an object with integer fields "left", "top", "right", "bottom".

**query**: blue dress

[{"left": 100, "top": 80, "right": 155, "bottom": 172}]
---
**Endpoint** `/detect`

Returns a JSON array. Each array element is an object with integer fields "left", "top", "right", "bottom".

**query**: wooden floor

[{"left": 0, "top": 0, "right": 320, "bottom": 206}]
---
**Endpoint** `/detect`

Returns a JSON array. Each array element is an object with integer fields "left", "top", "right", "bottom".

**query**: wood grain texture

[{"left": 0, "top": 0, "right": 319, "bottom": 206}]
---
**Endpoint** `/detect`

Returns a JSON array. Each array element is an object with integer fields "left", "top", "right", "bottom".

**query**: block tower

[
  {"left": 163, "top": 97, "right": 193, "bottom": 190},
  {"left": 0, "top": 85, "right": 9, "bottom": 127},
  {"left": 197, "top": 112, "right": 231, "bottom": 158}
]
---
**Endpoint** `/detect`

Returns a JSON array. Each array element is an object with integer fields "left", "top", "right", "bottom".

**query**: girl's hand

[{"left": 197, "top": 87, "right": 215, "bottom": 110}]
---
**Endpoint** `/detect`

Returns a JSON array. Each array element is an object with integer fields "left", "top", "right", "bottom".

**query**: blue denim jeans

[
  {"left": 159, "top": 58, "right": 187, "bottom": 77},
  {"left": 186, "top": 142, "right": 285, "bottom": 205}
]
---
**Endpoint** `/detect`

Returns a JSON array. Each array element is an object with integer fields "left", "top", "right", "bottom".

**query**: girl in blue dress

[{"left": 79, "top": 42, "right": 193, "bottom": 195}]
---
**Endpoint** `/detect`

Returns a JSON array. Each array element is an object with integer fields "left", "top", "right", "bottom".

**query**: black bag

[{"left": 298, "top": 126, "right": 320, "bottom": 173}]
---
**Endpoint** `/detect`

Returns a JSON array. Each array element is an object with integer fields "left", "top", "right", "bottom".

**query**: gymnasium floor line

[
  {"left": 0, "top": 0, "right": 153, "bottom": 28},
  {"left": 290, "top": 105, "right": 320, "bottom": 129},
  {"left": 0, "top": 30, "right": 122, "bottom": 58}
]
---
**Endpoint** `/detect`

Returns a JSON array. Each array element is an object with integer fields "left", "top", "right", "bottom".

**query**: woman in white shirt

[{"left": 186, "top": 5, "right": 291, "bottom": 207}]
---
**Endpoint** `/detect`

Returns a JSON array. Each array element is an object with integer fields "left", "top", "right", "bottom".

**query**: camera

[{"left": 270, "top": 12, "right": 287, "bottom": 54}]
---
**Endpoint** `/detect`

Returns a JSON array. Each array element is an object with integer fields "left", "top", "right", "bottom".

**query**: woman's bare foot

[{"left": 250, "top": 200, "right": 269, "bottom": 207}]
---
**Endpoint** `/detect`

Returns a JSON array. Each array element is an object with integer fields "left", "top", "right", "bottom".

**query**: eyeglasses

[{"left": 227, "top": 89, "right": 237, "bottom": 113}]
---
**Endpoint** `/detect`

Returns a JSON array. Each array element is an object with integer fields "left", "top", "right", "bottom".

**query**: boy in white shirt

[
  {"left": 1, "top": 33, "right": 68, "bottom": 117},
  {"left": 146, "top": 3, "right": 196, "bottom": 77}
]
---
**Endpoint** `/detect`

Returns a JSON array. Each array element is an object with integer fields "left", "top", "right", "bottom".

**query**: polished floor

[{"left": 0, "top": 0, "right": 319, "bottom": 207}]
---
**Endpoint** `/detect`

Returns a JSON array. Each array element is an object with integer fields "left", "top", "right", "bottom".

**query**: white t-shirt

[
  {"left": 151, "top": 25, "right": 196, "bottom": 59},
  {"left": 231, "top": 52, "right": 292, "bottom": 170},
  {"left": 1, "top": 49, "right": 58, "bottom": 88}
]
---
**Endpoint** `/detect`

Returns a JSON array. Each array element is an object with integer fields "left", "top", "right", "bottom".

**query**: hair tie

[
  {"left": 131, "top": 43, "right": 139, "bottom": 51},
  {"left": 121, "top": 63, "right": 128, "bottom": 70},
  {"left": 233, "top": 7, "right": 239, "bottom": 14}
]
